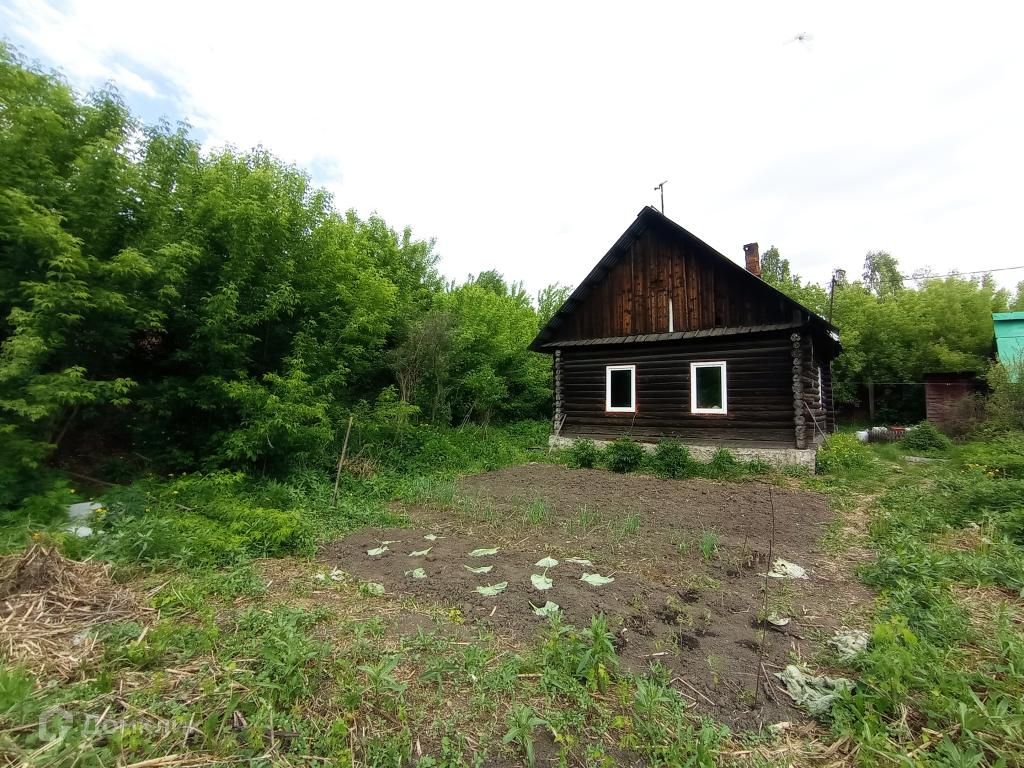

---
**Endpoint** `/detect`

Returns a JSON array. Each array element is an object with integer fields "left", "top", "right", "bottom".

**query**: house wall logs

[
  {"left": 559, "top": 331, "right": 797, "bottom": 446},
  {"left": 553, "top": 349, "right": 564, "bottom": 435},
  {"left": 799, "top": 336, "right": 829, "bottom": 443}
]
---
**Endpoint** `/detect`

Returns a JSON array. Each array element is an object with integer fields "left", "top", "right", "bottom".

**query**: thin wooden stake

[
  {"left": 670, "top": 675, "right": 716, "bottom": 706},
  {"left": 760, "top": 662, "right": 778, "bottom": 703},
  {"left": 330, "top": 415, "right": 354, "bottom": 508},
  {"left": 754, "top": 483, "right": 777, "bottom": 707}
]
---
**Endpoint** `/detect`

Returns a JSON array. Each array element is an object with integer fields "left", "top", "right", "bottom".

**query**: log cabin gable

[{"left": 531, "top": 207, "right": 835, "bottom": 352}]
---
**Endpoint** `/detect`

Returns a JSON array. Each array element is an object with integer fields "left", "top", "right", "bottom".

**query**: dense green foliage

[
  {"left": 983, "top": 361, "right": 1024, "bottom": 433},
  {"left": 0, "top": 45, "right": 562, "bottom": 508},
  {"left": 761, "top": 246, "right": 1022, "bottom": 414}
]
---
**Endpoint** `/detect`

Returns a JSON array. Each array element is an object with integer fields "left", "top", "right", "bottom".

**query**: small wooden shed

[
  {"left": 531, "top": 207, "right": 841, "bottom": 450},
  {"left": 923, "top": 373, "right": 978, "bottom": 427}
]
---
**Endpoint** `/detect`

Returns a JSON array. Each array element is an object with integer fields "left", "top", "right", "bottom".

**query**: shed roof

[{"left": 530, "top": 206, "right": 838, "bottom": 352}]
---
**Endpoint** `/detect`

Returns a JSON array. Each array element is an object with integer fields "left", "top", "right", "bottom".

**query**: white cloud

[{"left": 4, "top": 0, "right": 1023, "bottom": 293}]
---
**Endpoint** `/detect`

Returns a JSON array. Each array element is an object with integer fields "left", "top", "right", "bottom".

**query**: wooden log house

[{"left": 531, "top": 207, "right": 841, "bottom": 451}]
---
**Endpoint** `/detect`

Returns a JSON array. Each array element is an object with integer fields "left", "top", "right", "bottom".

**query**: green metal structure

[{"left": 993, "top": 312, "right": 1024, "bottom": 381}]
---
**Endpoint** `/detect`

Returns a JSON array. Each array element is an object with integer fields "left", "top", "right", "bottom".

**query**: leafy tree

[
  {"left": 536, "top": 283, "right": 572, "bottom": 325},
  {"left": 758, "top": 246, "right": 827, "bottom": 316},
  {"left": 0, "top": 43, "right": 559, "bottom": 506},
  {"left": 760, "top": 246, "right": 793, "bottom": 286},
  {"left": 1010, "top": 281, "right": 1024, "bottom": 311},
  {"left": 439, "top": 274, "right": 549, "bottom": 424},
  {"left": 862, "top": 251, "right": 904, "bottom": 300},
  {"left": 760, "top": 235, "right": 1011, "bottom": 408}
]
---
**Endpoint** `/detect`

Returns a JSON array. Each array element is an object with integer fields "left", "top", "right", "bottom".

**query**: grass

[
  {"left": 524, "top": 497, "right": 552, "bottom": 525},
  {"left": 699, "top": 528, "right": 718, "bottom": 561},
  {"left": 617, "top": 509, "right": 642, "bottom": 539},
  {"left": 807, "top": 431, "right": 1024, "bottom": 764},
  {"left": 5, "top": 422, "right": 1024, "bottom": 765},
  {"left": 570, "top": 504, "right": 600, "bottom": 534}
]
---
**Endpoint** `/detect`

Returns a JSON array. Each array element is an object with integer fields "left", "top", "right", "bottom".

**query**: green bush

[
  {"left": 603, "top": 439, "right": 645, "bottom": 473},
  {"left": 984, "top": 361, "right": 1024, "bottom": 433},
  {"left": 91, "top": 472, "right": 314, "bottom": 565},
  {"left": 902, "top": 421, "right": 952, "bottom": 453},
  {"left": 651, "top": 441, "right": 692, "bottom": 479},
  {"left": 817, "top": 433, "right": 874, "bottom": 474},
  {"left": 567, "top": 439, "right": 600, "bottom": 469},
  {"left": 703, "top": 448, "right": 741, "bottom": 480}
]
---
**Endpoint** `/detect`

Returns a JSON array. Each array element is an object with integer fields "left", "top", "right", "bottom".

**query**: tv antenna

[{"left": 654, "top": 180, "right": 667, "bottom": 213}]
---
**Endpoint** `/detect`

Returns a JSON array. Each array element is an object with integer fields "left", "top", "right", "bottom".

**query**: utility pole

[
  {"left": 827, "top": 268, "right": 846, "bottom": 322},
  {"left": 654, "top": 180, "right": 667, "bottom": 213}
]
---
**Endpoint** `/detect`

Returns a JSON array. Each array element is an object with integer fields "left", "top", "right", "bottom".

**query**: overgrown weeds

[{"left": 814, "top": 431, "right": 1024, "bottom": 764}]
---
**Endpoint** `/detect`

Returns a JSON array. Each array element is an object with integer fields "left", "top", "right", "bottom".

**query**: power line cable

[{"left": 897, "top": 264, "right": 1024, "bottom": 281}]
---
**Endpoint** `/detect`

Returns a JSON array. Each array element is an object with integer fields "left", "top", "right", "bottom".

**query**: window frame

[
  {"left": 605, "top": 364, "right": 637, "bottom": 413},
  {"left": 690, "top": 361, "right": 728, "bottom": 414}
]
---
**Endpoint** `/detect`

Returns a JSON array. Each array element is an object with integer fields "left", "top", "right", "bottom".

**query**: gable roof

[{"left": 530, "top": 206, "right": 839, "bottom": 352}]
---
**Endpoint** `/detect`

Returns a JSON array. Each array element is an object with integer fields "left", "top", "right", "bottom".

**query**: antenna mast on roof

[{"left": 654, "top": 180, "right": 667, "bottom": 213}]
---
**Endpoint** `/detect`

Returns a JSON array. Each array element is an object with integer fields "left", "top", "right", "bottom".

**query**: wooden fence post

[{"left": 330, "top": 415, "right": 354, "bottom": 508}]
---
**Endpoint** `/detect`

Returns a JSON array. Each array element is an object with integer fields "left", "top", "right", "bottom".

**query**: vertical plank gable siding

[
  {"left": 560, "top": 332, "right": 796, "bottom": 445},
  {"left": 554, "top": 224, "right": 793, "bottom": 343}
]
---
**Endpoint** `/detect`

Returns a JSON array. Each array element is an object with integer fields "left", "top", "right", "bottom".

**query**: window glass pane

[
  {"left": 695, "top": 366, "right": 723, "bottom": 409},
  {"left": 609, "top": 369, "right": 633, "bottom": 408}
]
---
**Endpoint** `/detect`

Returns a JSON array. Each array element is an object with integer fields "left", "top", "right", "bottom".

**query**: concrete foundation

[{"left": 548, "top": 435, "right": 817, "bottom": 472}]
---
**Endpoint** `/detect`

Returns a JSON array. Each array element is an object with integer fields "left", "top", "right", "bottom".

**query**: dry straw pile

[{"left": 0, "top": 543, "right": 148, "bottom": 677}]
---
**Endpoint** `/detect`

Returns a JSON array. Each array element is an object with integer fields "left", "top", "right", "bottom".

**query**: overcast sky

[{"left": 3, "top": 0, "right": 1023, "bottom": 296}]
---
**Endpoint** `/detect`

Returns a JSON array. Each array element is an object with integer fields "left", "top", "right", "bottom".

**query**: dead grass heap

[{"left": 0, "top": 544, "right": 148, "bottom": 677}]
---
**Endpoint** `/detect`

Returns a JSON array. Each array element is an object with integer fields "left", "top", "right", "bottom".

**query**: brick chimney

[{"left": 743, "top": 242, "right": 761, "bottom": 277}]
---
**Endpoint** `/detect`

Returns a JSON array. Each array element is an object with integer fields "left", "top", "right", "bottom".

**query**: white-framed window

[
  {"left": 690, "top": 361, "right": 727, "bottom": 414},
  {"left": 605, "top": 364, "right": 636, "bottom": 413}
]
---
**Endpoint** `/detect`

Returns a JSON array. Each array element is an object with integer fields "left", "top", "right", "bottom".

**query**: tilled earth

[{"left": 320, "top": 464, "right": 872, "bottom": 729}]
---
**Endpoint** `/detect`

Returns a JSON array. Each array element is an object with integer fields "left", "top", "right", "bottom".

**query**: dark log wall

[
  {"left": 799, "top": 335, "right": 831, "bottom": 444},
  {"left": 552, "top": 222, "right": 796, "bottom": 342},
  {"left": 552, "top": 349, "right": 564, "bottom": 434},
  {"left": 560, "top": 331, "right": 797, "bottom": 446},
  {"left": 791, "top": 334, "right": 836, "bottom": 447},
  {"left": 823, "top": 364, "right": 835, "bottom": 434}
]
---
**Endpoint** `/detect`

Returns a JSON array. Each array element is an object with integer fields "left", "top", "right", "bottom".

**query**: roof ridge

[{"left": 530, "top": 207, "right": 836, "bottom": 351}]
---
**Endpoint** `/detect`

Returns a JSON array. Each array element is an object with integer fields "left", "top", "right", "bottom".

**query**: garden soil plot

[{"left": 320, "top": 464, "right": 872, "bottom": 729}]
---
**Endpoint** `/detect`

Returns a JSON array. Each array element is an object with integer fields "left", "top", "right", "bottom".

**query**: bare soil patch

[{"left": 320, "top": 464, "right": 872, "bottom": 730}]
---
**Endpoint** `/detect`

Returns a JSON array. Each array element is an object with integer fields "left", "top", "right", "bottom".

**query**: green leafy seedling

[{"left": 503, "top": 703, "right": 547, "bottom": 768}]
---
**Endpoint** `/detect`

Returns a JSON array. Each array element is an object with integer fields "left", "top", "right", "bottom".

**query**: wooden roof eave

[{"left": 539, "top": 321, "right": 806, "bottom": 349}]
